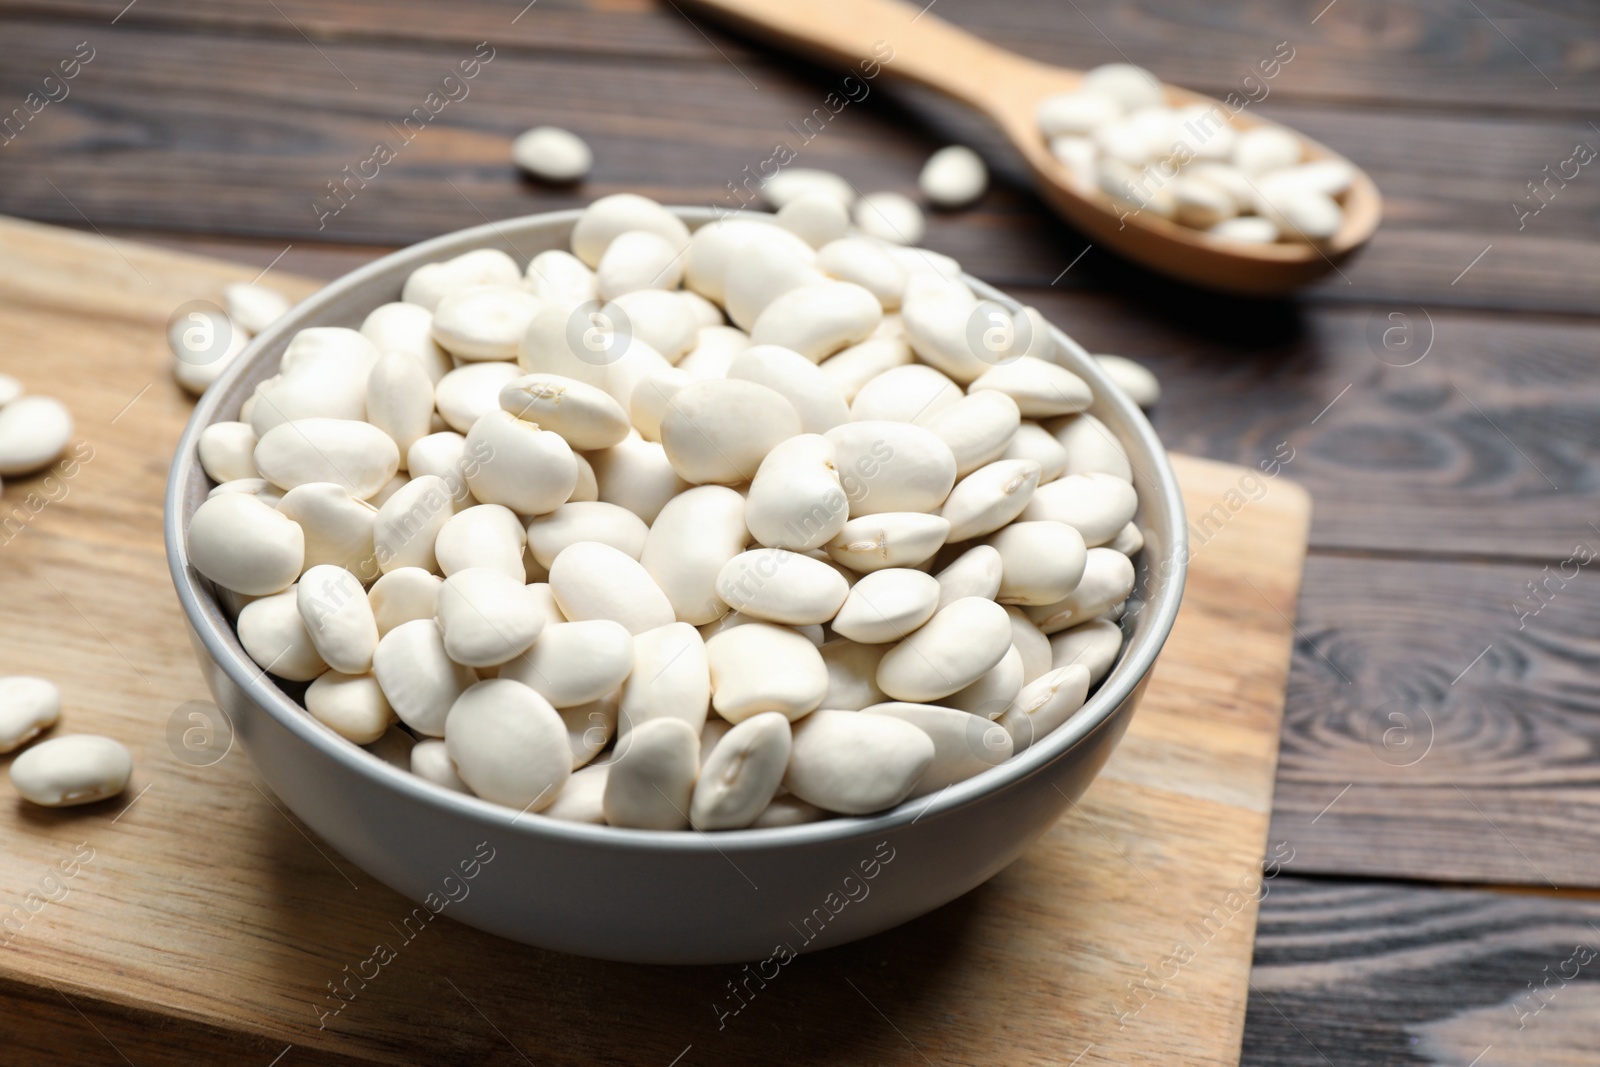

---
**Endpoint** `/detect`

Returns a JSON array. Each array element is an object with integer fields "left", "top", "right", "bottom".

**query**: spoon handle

[{"left": 685, "top": 0, "right": 1048, "bottom": 115}]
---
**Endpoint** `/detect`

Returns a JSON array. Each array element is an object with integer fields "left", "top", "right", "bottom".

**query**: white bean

[
  {"left": 587, "top": 436, "right": 688, "bottom": 525},
  {"left": 825, "top": 512, "right": 950, "bottom": 573},
  {"left": 224, "top": 282, "right": 290, "bottom": 335},
  {"left": 876, "top": 596, "right": 1011, "bottom": 702},
  {"left": 366, "top": 351, "right": 436, "bottom": 464},
  {"left": 524, "top": 249, "right": 598, "bottom": 306},
  {"left": 749, "top": 281, "right": 882, "bottom": 362},
  {"left": 368, "top": 567, "right": 442, "bottom": 636},
  {"left": 570, "top": 193, "right": 690, "bottom": 268},
  {"left": 406, "top": 432, "right": 475, "bottom": 513},
  {"left": 237, "top": 589, "right": 328, "bottom": 682},
  {"left": 602, "top": 717, "right": 699, "bottom": 829},
  {"left": 933, "top": 544, "right": 1003, "bottom": 609},
  {"left": 816, "top": 237, "right": 907, "bottom": 310},
  {"left": 499, "top": 618, "right": 632, "bottom": 709},
  {"left": 818, "top": 639, "right": 889, "bottom": 710},
  {"left": 1232, "top": 126, "right": 1302, "bottom": 174},
  {"left": 1003, "top": 421, "right": 1068, "bottom": 481},
  {"left": 826, "top": 420, "right": 956, "bottom": 516},
  {"left": 831, "top": 567, "right": 940, "bottom": 644},
  {"left": 782, "top": 710, "right": 933, "bottom": 815},
  {"left": 561, "top": 692, "right": 618, "bottom": 769},
  {"left": 1081, "top": 63, "right": 1163, "bottom": 111},
  {"left": 776, "top": 191, "right": 850, "bottom": 249},
  {"left": 988, "top": 520, "right": 1088, "bottom": 606},
  {"left": 446, "top": 679, "right": 570, "bottom": 808},
  {"left": 1091, "top": 354, "right": 1161, "bottom": 408},
  {"left": 969, "top": 356, "right": 1092, "bottom": 417},
  {"left": 1024, "top": 548, "right": 1136, "bottom": 634},
  {"left": 298, "top": 564, "right": 380, "bottom": 673},
  {"left": 434, "top": 504, "right": 527, "bottom": 580},
  {"left": 254, "top": 418, "right": 399, "bottom": 500},
  {"left": 278, "top": 482, "right": 379, "bottom": 579},
  {"left": 724, "top": 235, "right": 824, "bottom": 332},
  {"left": 690, "top": 711, "right": 791, "bottom": 830},
  {"left": 1036, "top": 91, "right": 1121, "bottom": 137},
  {"left": 0, "top": 677, "right": 60, "bottom": 753},
  {"left": 919, "top": 145, "right": 987, "bottom": 208},
  {"left": 361, "top": 303, "right": 453, "bottom": 384},
  {"left": 659, "top": 378, "right": 801, "bottom": 485},
  {"left": 762, "top": 168, "right": 854, "bottom": 210},
  {"left": 743, "top": 434, "right": 848, "bottom": 551},
  {"left": 1050, "top": 412, "right": 1132, "bottom": 481},
  {"left": 1022, "top": 472, "right": 1138, "bottom": 546},
  {"left": 199, "top": 422, "right": 259, "bottom": 483},
  {"left": 940, "top": 459, "right": 1041, "bottom": 541},
  {"left": 619, "top": 622, "right": 710, "bottom": 735},
  {"left": 1049, "top": 616, "right": 1124, "bottom": 685},
  {"left": 371, "top": 475, "right": 453, "bottom": 574},
  {"left": 998, "top": 664, "right": 1091, "bottom": 751},
  {"left": 849, "top": 364, "right": 961, "bottom": 425},
  {"left": 597, "top": 230, "right": 684, "bottom": 300},
  {"left": 715, "top": 548, "right": 849, "bottom": 625},
  {"left": 818, "top": 337, "right": 913, "bottom": 402},
  {"left": 187, "top": 491, "right": 305, "bottom": 596},
  {"left": 9, "top": 735, "right": 131, "bottom": 807},
  {"left": 922, "top": 391, "right": 1021, "bottom": 476},
  {"left": 1006, "top": 607, "right": 1053, "bottom": 685},
  {"left": 462, "top": 410, "right": 577, "bottom": 515},
  {"left": 852, "top": 191, "right": 924, "bottom": 245},
  {"left": 1208, "top": 215, "right": 1280, "bottom": 246},
  {"left": 864, "top": 701, "right": 1012, "bottom": 794},
  {"left": 727, "top": 344, "right": 850, "bottom": 433},
  {"left": 402, "top": 249, "right": 520, "bottom": 311},
  {"left": 431, "top": 285, "right": 541, "bottom": 361},
  {"left": 0, "top": 396, "right": 72, "bottom": 477},
  {"left": 677, "top": 324, "right": 751, "bottom": 380},
  {"left": 306, "top": 671, "right": 394, "bottom": 744},
  {"left": 373, "top": 619, "right": 478, "bottom": 736},
  {"left": 410, "top": 738, "right": 470, "bottom": 793},
  {"left": 705, "top": 622, "right": 828, "bottom": 723},
  {"left": 435, "top": 568, "right": 546, "bottom": 667},
  {"left": 684, "top": 218, "right": 814, "bottom": 305},
  {"left": 549, "top": 541, "right": 675, "bottom": 634},
  {"left": 499, "top": 372, "right": 631, "bottom": 451},
  {"left": 525, "top": 501, "right": 648, "bottom": 568},
  {"left": 511, "top": 126, "right": 592, "bottom": 183}
]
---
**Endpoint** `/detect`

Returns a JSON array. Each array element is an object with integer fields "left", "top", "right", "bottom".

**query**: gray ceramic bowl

[{"left": 165, "top": 208, "right": 1186, "bottom": 964}]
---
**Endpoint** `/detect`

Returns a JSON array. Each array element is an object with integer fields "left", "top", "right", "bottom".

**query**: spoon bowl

[{"left": 687, "top": 0, "right": 1381, "bottom": 295}]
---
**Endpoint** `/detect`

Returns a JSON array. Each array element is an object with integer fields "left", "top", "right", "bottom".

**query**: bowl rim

[{"left": 164, "top": 205, "right": 1187, "bottom": 854}]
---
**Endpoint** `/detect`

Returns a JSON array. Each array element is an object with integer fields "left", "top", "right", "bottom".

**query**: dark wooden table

[{"left": 3, "top": 1, "right": 1598, "bottom": 1062}]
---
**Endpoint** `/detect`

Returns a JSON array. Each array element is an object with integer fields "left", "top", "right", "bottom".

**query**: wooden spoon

[{"left": 683, "top": 0, "right": 1381, "bottom": 296}]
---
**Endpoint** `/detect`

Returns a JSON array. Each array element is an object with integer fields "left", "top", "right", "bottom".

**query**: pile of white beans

[
  {"left": 1038, "top": 63, "right": 1353, "bottom": 245},
  {"left": 184, "top": 192, "right": 1159, "bottom": 831}
]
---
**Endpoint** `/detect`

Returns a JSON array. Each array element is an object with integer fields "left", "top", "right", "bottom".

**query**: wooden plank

[
  {"left": 1243, "top": 878, "right": 1600, "bottom": 1067},
  {"left": 0, "top": 217, "right": 1309, "bottom": 1066},
  {"left": 6, "top": 0, "right": 1596, "bottom": 114},
  {"left": 1006, "top": 285, "right": 1600, "bottom": 562},
  {"left": 1, "top": 19, "right": 1598, "bottom": 312},
  {"left": 1261, "top": 553, "right": 1600, "bottom": 889}
]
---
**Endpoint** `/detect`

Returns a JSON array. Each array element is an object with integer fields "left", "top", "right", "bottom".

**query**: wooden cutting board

[{"left": 0, "top": 216, "right": 1310, "bottom": 1067}]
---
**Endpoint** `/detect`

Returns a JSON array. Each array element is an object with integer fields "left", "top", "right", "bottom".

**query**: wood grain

[
  {"left": 7, "top": 0, "right": 1597, "bottom": 114},
  {"left": 1262, "top": 553, "right": 1600, "bottom": 889},
  {"left": 1242, "top": 878, "right": 1600, "bottom": 1067},
  {"left": 0, "top": 17, "right": 1596, "bottom": 310},
  {"left": 0, "top": 218, "right": 1309, "bottom": 1066}
]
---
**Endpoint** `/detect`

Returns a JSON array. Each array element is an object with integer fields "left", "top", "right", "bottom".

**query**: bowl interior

[{"left": 165, "top": 207, "right": 1187, "bottom": 854}]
